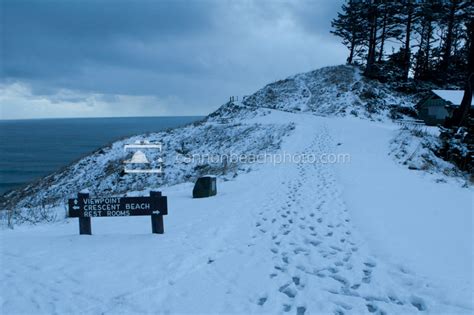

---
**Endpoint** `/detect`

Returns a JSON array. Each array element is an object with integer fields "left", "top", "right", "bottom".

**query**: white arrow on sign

[
  {"left": 152, "top": 210, "right": 161, "bottom": 214},
  {"left": 72, "top": 199, "right": 80, "bottom": 210}
]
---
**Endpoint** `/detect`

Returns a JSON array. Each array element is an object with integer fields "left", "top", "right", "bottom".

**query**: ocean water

[{"left": 0, "top": 116, "right": 203, "bottom": 195}]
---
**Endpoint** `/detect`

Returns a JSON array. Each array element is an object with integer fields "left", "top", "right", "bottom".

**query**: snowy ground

[{"left": 1, "top": 112, "right": 472, "bottom": 314}]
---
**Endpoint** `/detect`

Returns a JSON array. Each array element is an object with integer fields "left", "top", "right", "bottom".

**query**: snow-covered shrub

[
  {"left": 438, "top": 127, "right": 473, "bottom": 179},
  {"left": 389, "top": 125, "right": 468, "bottom": 181}
]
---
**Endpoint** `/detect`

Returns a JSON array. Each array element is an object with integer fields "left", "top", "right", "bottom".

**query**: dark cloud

[
  {"left": 285, "top": 0, "right": 344, "bottom": 36},
  {"left": 1, "top": 0, "right": 347, "bottom": 118},
  {"left": 2, "top": 0, "right": 215, "bottom": 77}
]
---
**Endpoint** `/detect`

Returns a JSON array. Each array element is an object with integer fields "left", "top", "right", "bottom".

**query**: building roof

[{"left": 432, "top": 90, "right": 474, "bottom": 107}]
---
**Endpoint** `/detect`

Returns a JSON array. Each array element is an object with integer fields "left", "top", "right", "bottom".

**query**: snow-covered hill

[
  {"left": 0, "top": 107, "right": 292, "bottom": 221},
  {"left": 1, "top": 111, "right": 472, "bottom": 314},
  {"left": 1, "top": 65, "right": 472, "bottom": 314},
  {"left": 242, "top": 65, "right": 416, "bottom": 118},
  {"left": 0, "top": 65, "right": 418, "bottom": 219}
]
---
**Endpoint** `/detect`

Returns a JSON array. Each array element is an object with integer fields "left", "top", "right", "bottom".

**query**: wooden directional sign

[
  {"left": 68, "top": 191, "right": 168, "bottom": 235},
  {"left": 68, "top": 196, "right": 168, "bottom": 217}
]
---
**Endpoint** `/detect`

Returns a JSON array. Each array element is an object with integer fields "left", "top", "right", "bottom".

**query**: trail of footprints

[{"left": 251, "top": 129, "right": 428, "bottom": 314}]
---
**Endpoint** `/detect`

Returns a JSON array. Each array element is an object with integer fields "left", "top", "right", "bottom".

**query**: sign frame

[{"left": 68, "top": 191, "right": 168, "bottom": 235}]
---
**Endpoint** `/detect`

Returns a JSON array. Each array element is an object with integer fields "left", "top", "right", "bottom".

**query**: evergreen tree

[
  {"left": 413, "top": 1, "right": 443, "bottom": 81},
  {"left": 330, "top": 1, "right": 366, "bottom": 64},
  {"left": 377, "top": 2, "right": 403, "bottom": 62},
  {"left": 438, "top": 0, "right": 463, "bottom": 77},
  {"left": 330, "top": 0, "right": 473, "bottom": 87},
  {"left": 394, "top": 0, "right": 417, "bottom": 81},
  {"left": 363, "top": 0, "right": 380, "bottom": 77},
  {"left": 466, "top": 13, "right": 474, "bottom": 76}
]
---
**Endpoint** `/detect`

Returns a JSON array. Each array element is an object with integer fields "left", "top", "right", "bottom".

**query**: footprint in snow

[
  {"left": 279, "top": 284, "right": 297, "bottom": 298},
  {"left": 257, "top": 296, "right": 267, "bottom": 306}
]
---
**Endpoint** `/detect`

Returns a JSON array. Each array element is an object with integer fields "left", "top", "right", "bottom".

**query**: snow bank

[
  {"left": 332, "top": 117, "right": 473, "bottom": 310},
  {"left": 389, "top": 124, "right": 468, "bottom": 180}
]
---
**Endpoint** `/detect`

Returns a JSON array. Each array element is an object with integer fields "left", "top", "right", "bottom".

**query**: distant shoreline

[
  {"left": 0, "top": 116, "right": 204, "bottom": 194},
  {"left": 0, "top": 115, "right": 205, "bottom": 122}
]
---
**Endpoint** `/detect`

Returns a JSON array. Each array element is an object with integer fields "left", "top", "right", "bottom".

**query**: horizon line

[{"left": 0, "top": 114, "right": 207, "bottom": 122}]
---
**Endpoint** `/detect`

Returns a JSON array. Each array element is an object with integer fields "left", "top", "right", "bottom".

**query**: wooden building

[{"left": 417, "top": 90, "right": 474, "bottom": 126}]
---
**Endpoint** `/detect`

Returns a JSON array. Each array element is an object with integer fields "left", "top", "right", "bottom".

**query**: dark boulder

[{"left": 192, "top": 176, "right": 217, "bottom": 198}]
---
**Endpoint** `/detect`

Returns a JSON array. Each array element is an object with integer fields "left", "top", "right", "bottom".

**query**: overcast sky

[{"left": 0, "top": 0, "right": 346, "bottom": 119}]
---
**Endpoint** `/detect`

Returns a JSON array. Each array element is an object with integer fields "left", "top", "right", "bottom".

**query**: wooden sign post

[
  {"left": 68, "top": 191, "right": 168, "bottom": 235},
  {"left": 150, "top": 191, "right": 164, "bottom": 234},
  {"left": 78, "top": 191, "right": 92, "bottom": 235}
]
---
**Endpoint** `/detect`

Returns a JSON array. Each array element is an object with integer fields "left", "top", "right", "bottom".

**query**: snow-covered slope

[
  {"left": 1, "top": 64, "right": 472, "bottom": 314},
  {"left": 242, "top": 65, "right": 416, "bottom": 118},
  {"left": 0, "top": 107, "right": 292, "bottom": 221},
  {"left": 1, "top": 111, "right": 471, "bottom": 314},
  {"left": 0, "top": 65, "right": 418, "bottom": 220}
]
